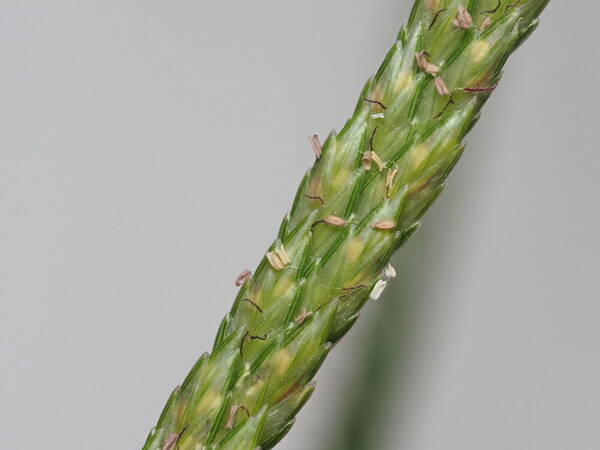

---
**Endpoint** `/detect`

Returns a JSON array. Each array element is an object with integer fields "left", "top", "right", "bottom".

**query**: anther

[
  {"left": 386, "top": 168, "right": 399, "bottom": 198},
  {"left": 312, "top": 215, "right": 348, "bottom": 229},
  {"left": 275, "top": 246, "right": 291, "bottom": 266},
  {"left": 416, "top": 51, "right": 440, "bottom": 74},
  {"left": 308, "top": 135, "right": 322, "bottom": 159},
  {"left": 480, "top": 16, "right": 493, "bottom": 31},
  {"left": 266, "top": 246, "right": 291, "bottom": 271},
  {"left": 294, "top": 308, "right": 313, "bottom": 325},
  {"left": 382, "top": 264, "right": 397, "bottom": 280},
  {"left": 370, "top": 151, "right": 385, "bottom": 172},
  {"left": 162, "top": 426, "right": 189, "bottom": 450},
  {"left": 369, "top": 280, "right": 388, "bottom": 300},
  {"left": 235, "top": 270, "right": 252, "bottom": 287},
  {"left": 162, "top": 434, "right": 179, "bottom": 450},
  {"left": 434, "top": 76, "right": 451, "bottom": 96},
  {"left": 372, "top": 220, "right": 396, "bottom": 230},
  {"left": 325, "top": 215, "right": 348, "bottom": 227},
  {"left": 453, "top": 5, "right": 473, "bottom": 29},
  {"left": 362, "top": 152, "right": 373, "bottom": 171},
  {"left": 226, "top": 405, "right": 251, "bottom": 429}
]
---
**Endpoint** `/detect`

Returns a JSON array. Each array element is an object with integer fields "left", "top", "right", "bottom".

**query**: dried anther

[
  {"left": 162, "top": 434, "right": 179, "bottom": 450},
  {"left": 372, "top": 220, "right": 396, "bottom": 230},
  {"left": 162, "top": 426, "right": 188, "bottom": 450},
  {"left": 266, "top": 246, "right": 291, "bottom": 271},
  {"left": 276, "top": 246, "right": 291, "bottom": 265},
  {"left": 362, "top": 151, "right": 373, "bottom": 171},
  {"left": 369, "top": 151, "right": 385, "bottom": 172},
  {"left": 324, "top": 215, "right": 348, "bottom": 227},
  {"left": 308, "top": 135, "right": 322, "bottom": 159},
  {"left": 235, "top": 269, "right": 252, "bottom": 286},
  {"left": 434, "top": 76, "right": 451, "bottom": 96},
  {"left": 313, "top": 215, "right": 348, "bottom": 229},
  {"left": 416, "top": 51, "right": 440, "bottom": 74},
  {"left": 386, "top": 168, "right": 399, "bottom": 198},
  {"left": 453, "top": 5, "right": 473, "bottom": 29},
  {"left": 266, "top": 252, "right": 284, "bottom": 270},
  {"left": 294, "top": 308, "right": 313, "bottom": 325},
  {"left": 480, "top": 16, "right": 493, "bottom": 31},
  {"left": 226, "top": 405, "right": 251, "bottom": 429}
]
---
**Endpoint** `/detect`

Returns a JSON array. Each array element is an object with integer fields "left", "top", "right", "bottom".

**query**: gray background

[{"left": 1, "top": 1, "right": 597, "bottom": 449}]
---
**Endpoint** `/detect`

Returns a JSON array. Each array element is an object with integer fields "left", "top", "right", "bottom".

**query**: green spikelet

[{"left": 142, "top": 1, "right": 550, "bottom": 448}]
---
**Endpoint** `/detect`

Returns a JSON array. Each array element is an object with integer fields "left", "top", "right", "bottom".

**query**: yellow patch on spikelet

[
  {"left": 273, "top": 277, "right": 294, "bottom": 298},
  {"left": 196, "top": 390, "right": 222, "bottom": 414},
  {"left": 409, "top": 144, "right": 429, "bottom": 169},
  {"left": 470, "top": 40, "right": 491, "bottom": 64},
  {"left": 346, "top": 237, "right": 365, "bottom": 263},
  {"left": 245, "top": 380, "right": 264, "bottom": 399},
  {"left": 332, "top": 168, "right": 352, "bottom": 191},
  {"left": 394, "top": 71, "right": 413, "bottom": 94},
  {"left": 273, "top": 349, "right": 292, "bottom": 376}
]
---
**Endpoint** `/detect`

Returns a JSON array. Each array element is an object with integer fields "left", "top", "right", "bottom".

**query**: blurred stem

[{"left": 324, "top": 243, "right": 428, "bottom": 450}]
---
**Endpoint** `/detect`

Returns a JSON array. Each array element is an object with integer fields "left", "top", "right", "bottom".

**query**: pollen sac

[
  {"left": 324, "top": 215, "right": 348, "bottom": 227},
  {"left": 453, "top": 5, "right": 473, "bottom": 29},
  {"left": 372, "top": 220, "right": 397, "bottom": 230},
  {"left": 382, "top": 264, "right": 397, "bottom": 281},
  {"left": 370, "top": 151, "right": 385, "bottom": 171},
  {"left": 480, "top": 16, "right": 493, "bottom": 32},
  {"left": 266, "top": 246, "right": 291, "bottom": 271},
  {"left": 362, "top": 152, "right": 373, "bottom": 171},
  {"left": 308, "top": 135, "right": 322, "bottom": 159},
  {"left": 369, "top": 280, "right": 388, "bottom": 300},
  {"left": 386, "top": 168, "right": 399, "bottom": 198},
  {"left": 416, "top": 51, "right": 440, "bottom": 74},
  {"left": 434, "top": 76, "right": 451, "bottom": 96},
  {"left": 235, "top": 270, "right": 253, "bottom": 286}
]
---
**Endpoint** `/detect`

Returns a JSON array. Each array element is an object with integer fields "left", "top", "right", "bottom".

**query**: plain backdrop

[{"left": 1, "top": 1, "right": 598, "bottom": 449}]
